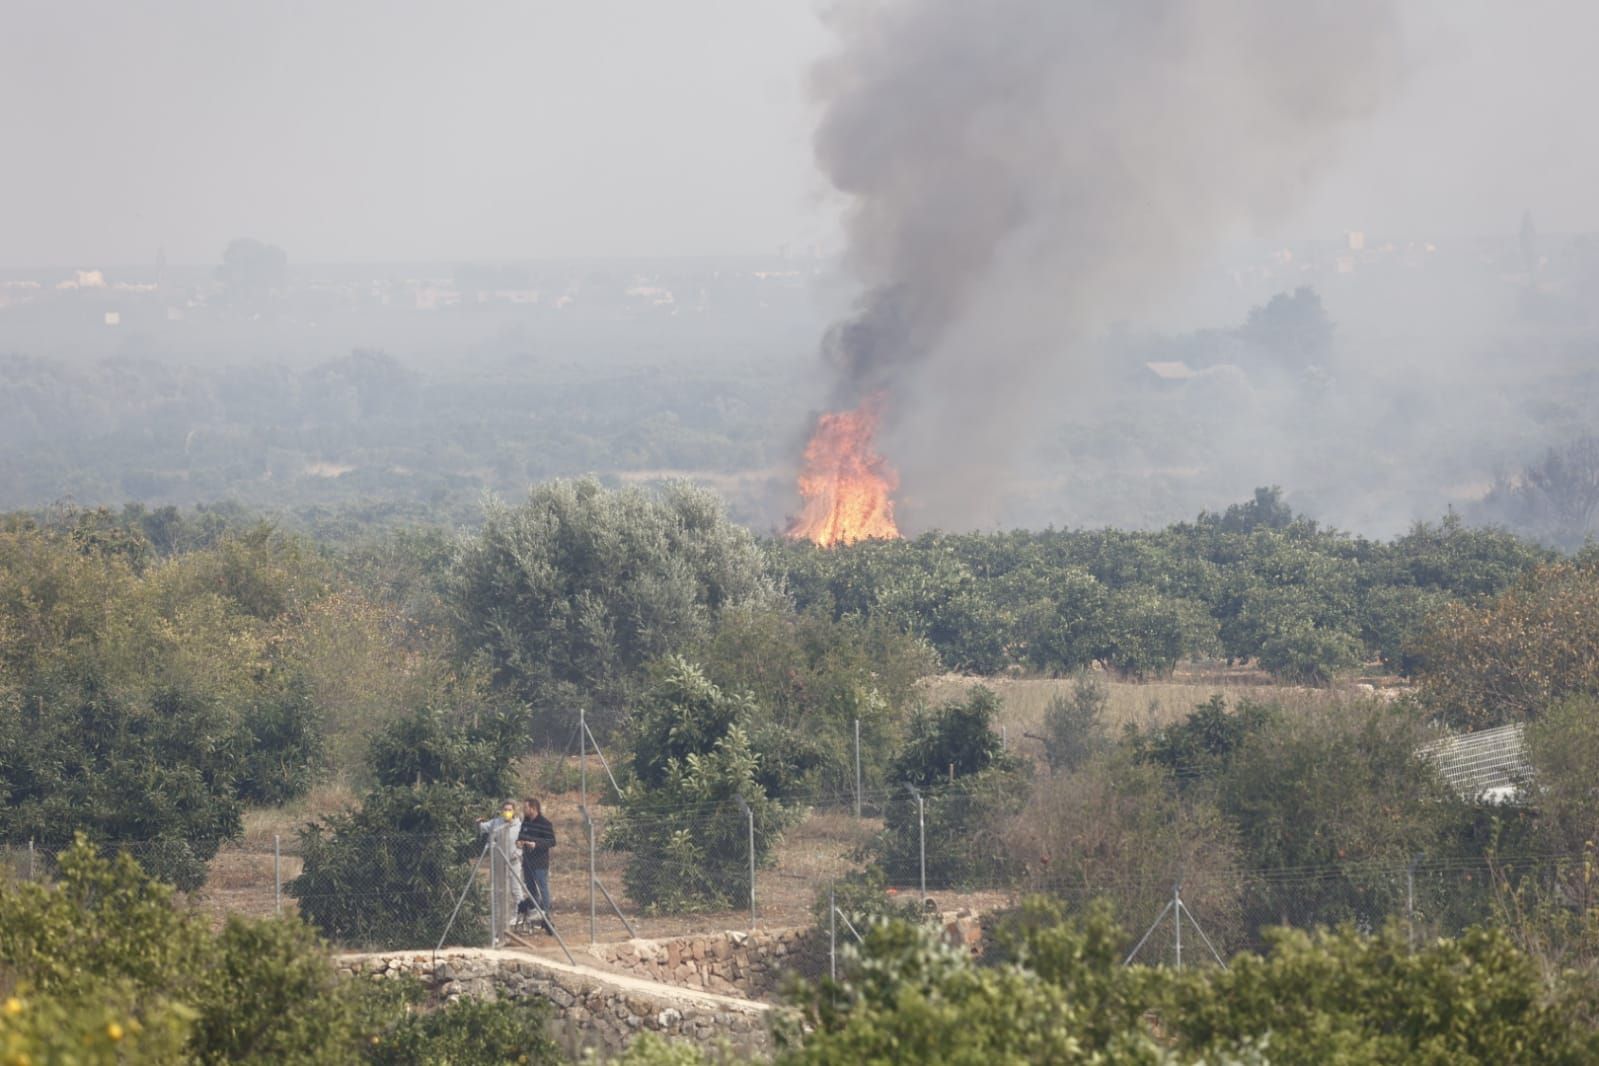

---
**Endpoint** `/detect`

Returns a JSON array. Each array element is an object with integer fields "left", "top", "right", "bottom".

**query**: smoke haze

[
  {"left": 810, "top": 1, "right": 1404, "bottom": 527},
  {"left": 4, "top": 1, "right": 1599, "bottom": 546}
]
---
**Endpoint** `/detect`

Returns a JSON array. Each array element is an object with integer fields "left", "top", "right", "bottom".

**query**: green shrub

[
  {"left": 0, "top": 688, "right": 245, "bottom": 890},
  {"left": 367, "top": 996, "right": 561, "bottom": 1066},
  {"left": 1040, "top": 673, "right": 1109, "bottom": 773},
  {"left": 1097, "top": 588, "right": 1213, "bottom": 679},
  {"left": 0, "top": 835, "right": 398, "bottom": 1065},
  {"left": 813, "top": 866, "right": 926, "bottom": 934},
  {"left": 607, "top": 659, "right": 789, "bottom": 913},
  {"left": 693, "top": 605, "right": 935, "bottom": 799},
  {"left": 190, "top": 916, "right": 382, "bottom": 1065},
  {"left": 786, "top": 904, "right": 1162, "bottom": 1065},
  {"left": 121, "top": 838, "right": 212, "bottom": 897},
  {"left": 1523, "top": 694, "right": 1599, "bottom": 856},
  {"left": 235, "top": 677, "right": 325, "bottom": 807},
  {"left": 290, "top": 783, "right": 488, "bottom": 949},
  {"left": 606, "top": 1034, "right": 716, "bottom": 1065},
  {"left": 1358, "top": 584, "right": 1452, "bottom": 674},
  {"left": 0, "top": 988, "right": 194, "bottom": 1066},
  {"left": 0, "top": 835, "right": 209, "bottom": 1001},
  {"left": 1215, "top": 702, "right": 1469, "bottom": 938},
  {"left": 892, "top": 686, "right": 1010, "bottom": 788},
  {"left": 367, "top": 702, "right": 525, "bottom": 796},
  {"left": 1133, "top": 695, "right": 1274, "bottom": 787},
  {"left": 879, "top": 688, "right": 1026, "bottom": 890},
  {"left": 1256, "top": 621, "right": 1362, "bottom": 685},
  {"left": 449, "top": 479, "right": 775, "bottom": 741},
  {"left": 291, "top": 697, "right": 528, "bottom": 949},
  {"left": 1161, "top": 924, "right": 1599, "bottom": 1065},
  {"left": 787, "top": 898, "right": 1599, "bottom": 1066}
]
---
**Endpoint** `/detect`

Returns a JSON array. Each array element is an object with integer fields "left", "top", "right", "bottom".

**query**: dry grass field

[
  {"left": 922, "top": 663, "right": 1369, "bottom": 744},
  {"left": 199, "top": 769, "right": 1006, "bottom": 943}
]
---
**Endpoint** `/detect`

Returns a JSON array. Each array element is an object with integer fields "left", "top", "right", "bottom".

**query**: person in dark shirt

[{"left": 515, "top": 796, "right": 556, "bottom": 934}]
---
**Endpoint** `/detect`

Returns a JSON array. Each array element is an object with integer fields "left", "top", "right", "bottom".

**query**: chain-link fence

[
  {"left": 12, "top": 821, "right": 1584, "bottom": 965},
  {"left": 6, "top": 769, "right": 1593, "bottom": 973},
  {"left": 0, "top": 839, "right": 40, "bottom": 883}
]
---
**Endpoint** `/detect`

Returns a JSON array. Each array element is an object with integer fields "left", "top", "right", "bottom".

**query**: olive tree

[{"left": 449, "top": 479, "right": 775, "bottom": 740}]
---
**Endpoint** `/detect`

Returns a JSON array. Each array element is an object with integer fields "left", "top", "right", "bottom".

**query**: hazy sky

[{"left": 4, "top": 0, "right": 1598, "bottom": 268}]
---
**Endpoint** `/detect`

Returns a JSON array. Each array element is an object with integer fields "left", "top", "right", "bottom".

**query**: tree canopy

[{"left": 450, "top": 479, "right": 775, "bottom": 739}]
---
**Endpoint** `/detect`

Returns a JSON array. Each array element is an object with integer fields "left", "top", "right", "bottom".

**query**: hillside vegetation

[{"left": 6, "top": 481, "right": 1599, "bottom": 1062}]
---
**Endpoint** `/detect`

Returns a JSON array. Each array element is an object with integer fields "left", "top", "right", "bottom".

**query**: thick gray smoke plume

[{"left": 811, "top": 0, "right": 1404, "bottom": 527}]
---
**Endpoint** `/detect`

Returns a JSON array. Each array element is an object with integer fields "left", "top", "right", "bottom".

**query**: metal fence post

[
  {"left": 274, "top": 834, "right": 282, "bottom": 917},
  {"left": 829, "top": 884, "right": 837, "bottom": 981},
  {"left": 1173, "top": 880, "right": 1182, "bottom": 970},
  {"left": 854, "top": 719, "right": 862, "bottom": 819},
  {"left": 1406, "top": 853, "right": 1420, "bottom": 950},
  {"left": 736, "top": 796, "right": 755, "bottom": 929},
  {"left": 437, "top": 838, "right": 494, "bottom": 959},
  {"left": 919, "top": 792, "right": 926, "bottom": 906},
  {"left": 27, "top": 838, "right": 35, "bottom": 881},
  {"left": 583, "top": 805, "right": 598, "bottom": 944},
  {"left": 907, "top": 784, "right": 926, "bottom": 906},
  {"left": 581, "top": 708, "right": 595, "bottom": 943},
  {"left": 488, "top": 833, "right": 506, "bottom": 947}
]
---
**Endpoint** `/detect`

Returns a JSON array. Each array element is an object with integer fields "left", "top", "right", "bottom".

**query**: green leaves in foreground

[
  {"left": 774, "top": 899, "right": 1599, "bottom": 1066},
  {"left": 0, "top": 835, "right": 562, "bottom": 1065},
  {"left": 1162, "top": 923, "right": 1599, "bottom": 1066}
]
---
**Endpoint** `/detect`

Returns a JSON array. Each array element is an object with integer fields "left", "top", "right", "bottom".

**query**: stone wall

[
  {"left": 592, "top": 928, "right": 825, "bottom": 1000},
  {"left": 334, "top": 912, "right": 985, "bottom": 1056},
  {"left": 337, "top": 948, "right": 769, "bottom": 1058},
  {"left": 592, "top": 911, "right": 983, "bottom": 1000}
]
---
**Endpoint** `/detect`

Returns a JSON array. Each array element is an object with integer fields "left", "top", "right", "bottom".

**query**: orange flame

[{"left": 787, "top": 399, "right": 901, "bottom": 547}]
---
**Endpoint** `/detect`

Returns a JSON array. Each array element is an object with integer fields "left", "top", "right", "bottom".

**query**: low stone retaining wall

[
  {"left": 337, "top": 948, "right": 769, "bottom": 1058},
  {"left": 335, "top": 913, "right": 985, "bottom": 1055},
  {"left": 592, "top": 928, "right": 825, "bottom": 1000},
  {"left": 591, "top": 912, "right": 984, "bottom": 1000}
]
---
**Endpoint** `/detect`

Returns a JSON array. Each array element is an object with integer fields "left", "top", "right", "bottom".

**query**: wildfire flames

[{"left": 787, "top": 400, "right": 902, "bottom": 547}]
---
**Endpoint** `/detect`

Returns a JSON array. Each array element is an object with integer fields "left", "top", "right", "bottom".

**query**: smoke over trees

[
  {"left": 810, "top": 0, "right": 1404, "bottom": 527},
  {"left": 1476, "top": 436, "right": 1599, "bottom": 550}
]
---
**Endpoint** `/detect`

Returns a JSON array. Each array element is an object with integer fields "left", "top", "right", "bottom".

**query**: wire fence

[
  {"left": 5, "top": 734, "right": 1595, "bottom": 972},
  {"left": 7, "top": 805, "right": 1593, "bottom": 975}
]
